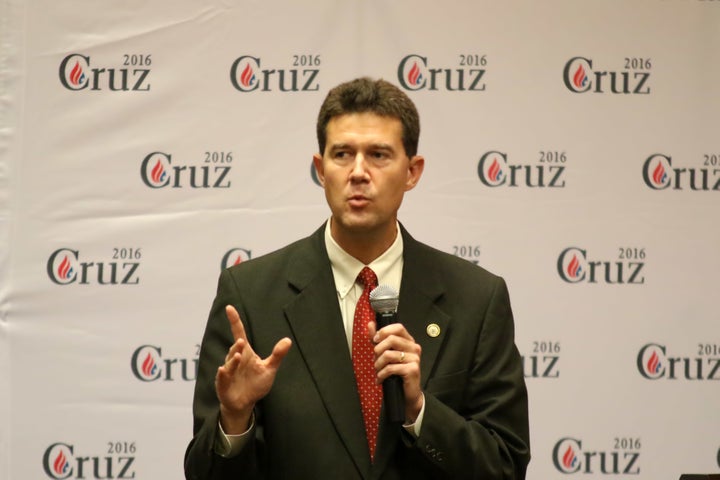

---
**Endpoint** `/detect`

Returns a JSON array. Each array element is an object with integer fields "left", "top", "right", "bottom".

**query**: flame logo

[
  {"left": 57, "top": 256, "right": 73, "bottom": 280},
  {"left": 652, "top": 162, "right": 667, "bottom": 186},
  {"left": 240, "top": 64, "right": 256, "bottom": 87},
  {"left": 223, "top": 248, "right": 252, "bottom": 269},
  {"left": 151, "top": 159, "right": 166, "bottom": 184},
  {"left": 572, "top": 65, "right": 588, "bottom": 89},
  {"left": 408, "top": 62, "right": 423, "bottom": 86},
  {"left": 141, "top": 352, "right": 158, "bottom": 378},
  {"left": 567, "top": 254, "right": 582, "bottom": 279},
  {"left": 488, "top": 158, "right": 503, "bottom": 183},
  {"left": 69, "top": 61, "right": 86, "bottom": 86},
  {"left": 647, "top": 351, "right": 661, "bottom": 374},
  {"left": 53, "top": 450, "right": 70, "bottom": 475},
  {"left": 562, "top": 445, "right": 578, "bottom": 469}
]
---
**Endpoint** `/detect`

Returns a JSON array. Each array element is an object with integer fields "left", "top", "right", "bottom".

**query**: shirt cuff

[
  {"left": 214, "top": 412, "right": 255, "bottom": 458},
  {"left": 402, "top": 393, "right": 425, "bottom": 438}
]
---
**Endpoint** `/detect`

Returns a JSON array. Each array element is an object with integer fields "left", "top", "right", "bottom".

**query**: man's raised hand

[{"left": 215, "top": 305, "right": 292, "bottom": 434}]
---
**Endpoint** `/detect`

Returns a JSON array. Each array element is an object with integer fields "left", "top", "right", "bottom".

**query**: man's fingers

[
  {"left": 218, "top": 351, "right": 242, "bottom": 378},
  {"left": 224, "top": 337, "right": 245, "bottom": 363},
  {"left": 225, "top": 305, "right": 248, "bottom": 342},
  {"left": 215, "top": 356, "right": 236, "bottom": 391},
  {"left": 265, "top": 337, "right": 292, "bottom": 370},
  {"left": 228, "top": 351, "right": 243, "bottom": 371},
  {"left": 372, "top": 322, "right": 413, "bottom": 344}
]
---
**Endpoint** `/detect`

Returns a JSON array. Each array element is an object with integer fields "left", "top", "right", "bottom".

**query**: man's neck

[{"left": 330, "top": 220, "right": 398, "bottom": 265}]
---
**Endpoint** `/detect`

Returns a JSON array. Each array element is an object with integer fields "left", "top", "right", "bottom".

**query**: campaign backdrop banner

[{"left": 2, "top": 1, "right": 719, "bottom": 479}]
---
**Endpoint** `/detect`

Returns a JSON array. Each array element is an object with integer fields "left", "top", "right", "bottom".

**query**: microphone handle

[{"left": 376, "top": 310, "right": 405, "bottom": 424}]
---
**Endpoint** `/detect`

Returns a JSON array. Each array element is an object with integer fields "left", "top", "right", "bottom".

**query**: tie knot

[{"left": 357, "top": 266, "right": 378, "bottom": 289}]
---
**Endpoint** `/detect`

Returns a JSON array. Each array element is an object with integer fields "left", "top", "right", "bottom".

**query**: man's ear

[
  {"left": 405, "top": 155, "right": 425, "bottom": 191},
  {"left": 312, "top": 154, "right": 325, "bottom": 186}
]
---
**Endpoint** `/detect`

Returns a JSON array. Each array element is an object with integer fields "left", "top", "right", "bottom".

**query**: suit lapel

[
  {"left": 398, "top": 227, "right": 451, "bottom": 389},
  {"left": 283, "top": 227, "right": 372, "bottom": 478},
  {"left": 373, "top": 227, "right": 451, "bottom": 475}
]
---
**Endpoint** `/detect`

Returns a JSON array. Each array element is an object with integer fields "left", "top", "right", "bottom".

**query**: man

[{"left": 185, "top": 77, "right": 530, "bottom": 479}]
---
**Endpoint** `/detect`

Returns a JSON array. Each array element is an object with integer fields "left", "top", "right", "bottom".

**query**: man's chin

[
  {"left": 341, "top": 220, "right": 376, "bottom": 233},
  {"left": 337, "top": 213, "right": 399, "bottom": 237},
  {"left": 334, "top": 213, "right": 380, "bottom": 233}
]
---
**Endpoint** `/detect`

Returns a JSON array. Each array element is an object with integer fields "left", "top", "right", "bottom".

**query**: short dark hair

[{"left": 316, "top": 77, "right": 420, "bottom": 157}]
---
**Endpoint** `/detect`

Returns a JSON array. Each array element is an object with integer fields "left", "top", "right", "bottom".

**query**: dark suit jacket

[{"left": 185, "top": 224, "right": 530, "bottom": 480}]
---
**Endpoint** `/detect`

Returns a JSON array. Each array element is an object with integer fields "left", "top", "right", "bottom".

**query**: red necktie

[{"left": 352, "top": 266, "right": 382, "bottom": 462}]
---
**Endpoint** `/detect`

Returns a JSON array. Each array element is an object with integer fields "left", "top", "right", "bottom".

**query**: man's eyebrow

[
  {"left": 327, "top": 142, "right": 396, "bottom": 153},
  {"left": 369, "top": 143, "right": 394, "bottom": 151},
  {"left": 328, "top": 143, "right": 351, "bottom": 152}
]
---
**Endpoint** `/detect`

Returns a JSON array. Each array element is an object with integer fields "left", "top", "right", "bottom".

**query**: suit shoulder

[
  {"left": 411, "top": 239, "right": 502, "bottom": 283},
  {"left": 225, "top": 235, "right": 312, "bottom": 278}
]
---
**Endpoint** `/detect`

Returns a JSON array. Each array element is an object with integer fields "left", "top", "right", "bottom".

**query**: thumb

[
  {"left": 265, "top": 337, "right": 292, "bottom": 369},
  {"left": 367, "top": 321, "right": 378, "bottom": 342}
]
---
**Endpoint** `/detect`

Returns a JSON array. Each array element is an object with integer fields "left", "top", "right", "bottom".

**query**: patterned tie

[{"left": 352, "top": 266, "right": 383, "bottom": 462}]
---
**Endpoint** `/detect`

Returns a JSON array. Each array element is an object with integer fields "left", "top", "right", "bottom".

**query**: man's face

[{"left": 313, "top": 112, "right": 424, "bottom": 242}]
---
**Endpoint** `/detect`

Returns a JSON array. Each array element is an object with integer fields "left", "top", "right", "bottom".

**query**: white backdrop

[{"left": 2, "top": 1, "right": 719, "bottom": 479}]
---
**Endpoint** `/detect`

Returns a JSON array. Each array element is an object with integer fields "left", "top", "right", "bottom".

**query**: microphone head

[{"left": 369, "top": 284, "right": 399, "bottom": 313}]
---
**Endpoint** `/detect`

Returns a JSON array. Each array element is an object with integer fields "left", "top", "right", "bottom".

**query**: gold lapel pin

[{"left": 426, "top": 323, "right": 441, "bottom": 338}]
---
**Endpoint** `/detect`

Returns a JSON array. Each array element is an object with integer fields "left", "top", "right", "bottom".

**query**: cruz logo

[
  {"left": 131, "top": 345, "right": 198, "bottom": 382},
  {"left": 643, "top": 153, "right": 720, "bottom": 191},
  {"left": 230, "top": 55, "right": 320, "bottom": 92},
  {"left": 477, "top": 151, "right": 566, "bottom": 188},
  {"left": 47, "top": 248, "right": 140, "bottom": 285},
  {"left": 43, "top": 442, "right": 136, "bottom": 479},
  {"left": 552, "top": 437, "right": 641, "bottom": 475},
  {"left": 397, "top": 54, "right": 486, "bottom": 91},
  {"left": 637, "top": 343, "right": 720, "bottom": 380},
  {"left": 557, "top": 247, "right": 645, "bottom": 285},
  {"left": 140, "top": 152, "right": 232, "bottom": 189},
  {"left": 59, "top": 54, "right": 151, "bottom": 91},
  {"left": 563, "top": 56, "right": 650, "bottom": 94}
]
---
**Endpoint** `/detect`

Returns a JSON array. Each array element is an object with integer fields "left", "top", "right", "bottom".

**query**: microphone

[{"left": 369, "top": 284, "right": 405, "bottom": 424}]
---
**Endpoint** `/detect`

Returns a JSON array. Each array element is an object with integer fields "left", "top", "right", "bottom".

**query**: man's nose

[{"left": 349, "top": 154, "right": 369, "bottom": 177}]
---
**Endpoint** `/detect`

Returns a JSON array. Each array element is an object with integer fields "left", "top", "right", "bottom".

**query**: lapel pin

[{"left": 426, "top": 323, "right": 441, "bottom": 338}]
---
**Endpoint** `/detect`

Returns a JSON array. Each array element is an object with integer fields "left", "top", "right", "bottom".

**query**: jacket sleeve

[
  {"left": 184, "top": 268, "right": 264, "bottom": 480},
  {"left": 410, "top": 277, "right": 530, "bottom": 480}
]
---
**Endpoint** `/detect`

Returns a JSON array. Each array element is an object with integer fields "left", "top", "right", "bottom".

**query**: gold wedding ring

[{"left": 399, "top": 351, "right": 405, "bottom": 363}]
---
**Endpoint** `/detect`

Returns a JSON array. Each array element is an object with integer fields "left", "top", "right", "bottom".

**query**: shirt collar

[{"left": 324, "top": 219, "right": 404, "bottom": 299}]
